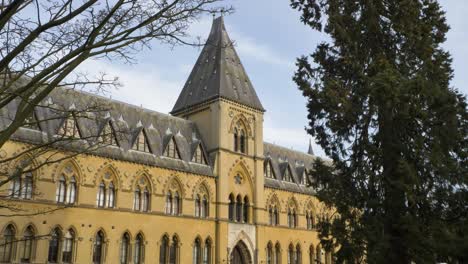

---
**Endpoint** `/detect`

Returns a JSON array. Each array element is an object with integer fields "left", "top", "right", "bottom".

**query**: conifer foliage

[{"left": 291, "top": 0, "right": 467, "bottom": 263}]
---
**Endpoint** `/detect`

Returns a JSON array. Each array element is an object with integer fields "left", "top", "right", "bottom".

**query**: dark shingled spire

[
  {"left": 171, "top": 16, "right": 265, "bottom": 114},
  {"left": 308, "top": 138, "right": 314, "bottom": 155}
]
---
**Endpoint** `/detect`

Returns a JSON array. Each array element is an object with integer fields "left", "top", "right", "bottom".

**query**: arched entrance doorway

[{"left": 230, "top": 240, "right": 252, "bottom": 264}]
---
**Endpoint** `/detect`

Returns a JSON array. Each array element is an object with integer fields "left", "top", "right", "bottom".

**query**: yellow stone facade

[{"left": 0, "top": 17, "right": 333, "bottom": 264}]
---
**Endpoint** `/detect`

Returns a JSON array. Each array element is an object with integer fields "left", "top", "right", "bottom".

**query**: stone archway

[{"left": 230, "top": 240, "right": 252, "bottom": 264}]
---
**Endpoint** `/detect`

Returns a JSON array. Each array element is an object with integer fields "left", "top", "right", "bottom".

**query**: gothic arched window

[
  {"left": 62, "top": 229, "right": 75, "bottom": 263},
  {"left": 202, "top": 195, "right": 208, "bottom": 218},
  {"left": 165, "top": 191, "right": 173, "bottom": 214},
  {"left": 195, "top": 195, "right": 200, "bottom": 217},
  {"left": 56, "top": 175, "right": 66, "bottom": 203},
  {"left": 173, "top": 192, "right": 180, "bottom": 215},
  {"left": 92, "top": 231, "right": 105, "bottom": 264},
  {"left": 240, "top": 130, "right": 246, "bottom": 154},
  {"left": 20, "top": 226, "right": 35, "bottom": 263},
  {"left": 1, "top": 224, "right": 16, "bottom": 262},
  {"left": 169, "top": 235, "right": 179, "bottom": 264},
  {"left": 48, "top": 228, "right": 61, "bottom": 263},
  {"left": 10, "top": 171, "right": 33, "bottom": 199},
  {"left": 96, "top": 171, "right": 117, "bottom": 209},
  {"left": 134, "top": 177, "right": 151, "bottom": 212},
  {"left": 267, "top": 242, "right": 273, "bottom": 264},
  {"left": 275, "top": 243, "right": 281, "bottom": 264},
  {"left": 203, "top": 238, "right": 211, "bottom": 264},
  {"left": 243, "top": 196, "right": 249, "bottom": 223},
  {"left": 193, "top": 238, "right": 202, "bottom": 264},
  {"left": 236, "top": 195, "right": 242, "bottom": 222},
  {"left": 288, "top": 244, "right": 295, "bottom": 264},
  {"left": 228, "top": 194, "right": 235, "bottom": 221},
  {"left": 159, "top": 235, "right": 169, "bottom": 264},
  {"left": 134, "top": 233, "right": 144, "bottom": 264},
  {"left": 120, "top": 232, "right": 130, "bottom": 264},
  {"left": 296, "top": 244, "right": 302, "bottom": 264},
  {"left": 234, "top": 128, "right": 239, "bottom": 152}
]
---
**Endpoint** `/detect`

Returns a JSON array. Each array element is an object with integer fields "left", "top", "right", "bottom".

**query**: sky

[{"left": 81, "top": 0, "right": 468, "bottom": 158}]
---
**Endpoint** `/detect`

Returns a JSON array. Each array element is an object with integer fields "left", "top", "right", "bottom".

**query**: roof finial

[{"left": 308, "top": 138, "right": 314, "bottom": 155}]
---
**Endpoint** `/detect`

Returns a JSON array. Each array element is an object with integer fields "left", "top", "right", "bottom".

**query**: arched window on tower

[
  {"left": 201, "top": 195, "right": 209, "bottom": 218},
  {"left": 228, "top": 194, "right": 235, "bottom": 221},
  {"left": 240, "top": 130, "right": 246, "bottom": 154},
  {"left": 173, "top": 192, "right": 180, "bottom": 215},
  {"left": 236, "top": 195, "right": 242, "bottom": 222},
  {"left": 243, "top": 196, "right": 249, "bottom": 223},
  {"left": 165, "top": 191, "right": 172, "bottom": 214},
  {"left": 195, "top": 195, "right": 201, "bottom": 217},
  {"left": 234, "top": 128, "right": 239, "bottom": 152}
]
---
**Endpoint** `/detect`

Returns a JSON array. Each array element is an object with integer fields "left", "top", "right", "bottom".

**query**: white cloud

[
  {"left": 263, "top": 116, "right": 325, "bottom": 157},
  {"left": 78, "top": 59, "right": 184, "bottom": 113}
]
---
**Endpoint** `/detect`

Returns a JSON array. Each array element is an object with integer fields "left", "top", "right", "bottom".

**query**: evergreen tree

[{"left": 290, "top": 0, "right": 467, "bottom": 263}]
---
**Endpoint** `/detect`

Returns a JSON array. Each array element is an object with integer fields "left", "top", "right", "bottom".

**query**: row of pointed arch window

[
  {"left": 228, "top": 194, "right": 250, "bottom": 223},
  {"left": 266, "top": 242, "right": 331, "bottom": 264},
  {"left": 0, "top": 224, "right": 75, "bottom": 264},
  {"left": 268, "top": 205, "right": 316, "bottom": 230}
]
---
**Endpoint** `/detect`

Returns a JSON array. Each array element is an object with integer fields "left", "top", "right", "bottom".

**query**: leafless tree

[
  {"left": 0, "top": 0, "right": 229, "bottom": 148},
  {"left": 0, "top": 0, "right": 230, "bottom": 215}
]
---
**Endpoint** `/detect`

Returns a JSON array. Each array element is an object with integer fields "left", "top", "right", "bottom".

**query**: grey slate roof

[
  {"left": 263, "top": 142, "right": 321, "bottom": 195},
  {"left": 171, "top": 17, "right": 265, "bottom": 114},
  {"left": 0, "top": 88, "right": 213, "bottom": 177}
]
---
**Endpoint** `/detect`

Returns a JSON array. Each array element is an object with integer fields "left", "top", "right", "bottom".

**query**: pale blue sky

[{"left": 83, "top": 0, "right": 467, "bottom": 158}]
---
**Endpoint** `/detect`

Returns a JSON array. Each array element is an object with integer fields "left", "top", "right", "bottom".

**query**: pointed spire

[
  {"left": 308, "top": 138, "right": 314, "bottom": 155},
  {"left": 171, "top": 16, "right": 264, "bottom": 114}
]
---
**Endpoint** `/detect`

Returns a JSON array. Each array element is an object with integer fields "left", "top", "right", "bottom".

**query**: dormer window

[
  {"left": 23, "top": 111, "right": 40, "bottom": 130},
  {"left": 164, "top": 138, "right": 180, "bottom": 159},
  {"left": 133, "top": 130, "right": 151, "bottom": 153},
  {"left": 59, "top": 114, "right": 81, "bottom": 138},
  {"left": 284, "top": 166, "right": 293, "bottom": 182},
  {"left": 301, "top": 170, "right": 307, "bottom": 185},
  {"left": 264, "top": 161, "right": 274, "bottom": 178},
  {"left": 100, "top": 121, "right": 119, "bottom": 146},
  {"left": 192, "top": 144, "right": 207, "bottom": 165}
]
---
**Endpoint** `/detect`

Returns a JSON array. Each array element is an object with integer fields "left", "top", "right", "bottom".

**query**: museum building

[{"left": 0, "top": 17, "right": 334, "bottom": 264}]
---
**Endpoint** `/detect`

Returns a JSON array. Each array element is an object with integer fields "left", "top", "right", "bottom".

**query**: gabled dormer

[
  {"left": 264, "top": 160, "right": 275, "bottom": 179},
  {"left": 132, "top": 129, "right": 151, "bottom": 153},
  {"left": 164, "top": 137, "right": 180, "bottom": 159},
  {"left": 191, "top": 143, "right": 207, "bottom": 165},
  {"left": 58, "top": 114, "right": 81, "bottom": 138},
  {"left": 23, "top": 110, "right": 41, "bottom": 131},
  {"left": 283, "top": 164, "right": 294, "bottom": 183},
  {"left": 100, "top": 120, "right": 119, "bottom": 147}
]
